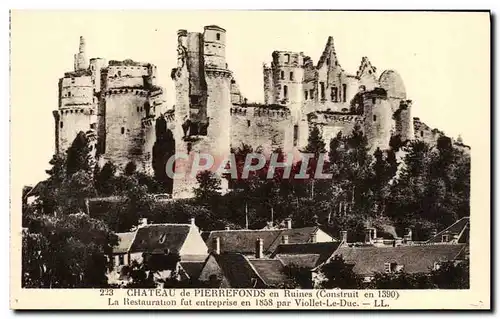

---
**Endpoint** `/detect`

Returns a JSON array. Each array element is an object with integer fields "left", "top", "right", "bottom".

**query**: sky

[{"left": 10, "top": 11, "right": 490, "bottom": 188}]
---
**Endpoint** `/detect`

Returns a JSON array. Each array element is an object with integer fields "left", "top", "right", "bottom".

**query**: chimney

[
  {"left": 365, "top": 228, "right": 374, "bottom": 244},
  {"left": 138, "top": 218, "right": 148, "bottom": 227},
  {"left": 403, "top": 228, "right": 412, "bottom": 243},
  {"left": 255, "top": 238, "right": 264, "bottom": 259},
  {"left": 282, "top": 235, "right": 289, "bottom": 245},
  {"left": 285, "top": 218, "right": 292, "bottom": 229},
  {"left": 213, "top": 237, "right": 220, "bottom": 255},
  {"left": 309, "top": 233, "right": 317, "bottom": 243},
  {"left": 340, "top": 230, "right": 348, "bottom": 243}
]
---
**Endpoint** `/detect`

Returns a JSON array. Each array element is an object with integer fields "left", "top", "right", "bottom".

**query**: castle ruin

[{"left": 54, "top": 27, "right": 460, "bottom": 199}]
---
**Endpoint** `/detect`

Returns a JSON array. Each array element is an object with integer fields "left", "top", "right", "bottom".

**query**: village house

[
  {"left": 197, "top": 238, "right": 292, "bottom": 288},
  {"left": 202, "top": 218, "right": 337, "bottom": 257},
  {"left": 107, "top": 218, "right": 208, "bottom": 286}
]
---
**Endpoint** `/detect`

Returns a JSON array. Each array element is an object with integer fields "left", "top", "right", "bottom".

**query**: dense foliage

[{"left": 22, "top": 125, "right": 470, "bottom": 288}]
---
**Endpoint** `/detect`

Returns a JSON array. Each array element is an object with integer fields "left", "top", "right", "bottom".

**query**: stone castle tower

[
  {"left": 170, "top": 26, "right": 233, "bottom": 198},
  {"left": 54, "top": 36, "right": 165, "bottom": 175},
  {"left": 54, "top": 28, "right": 460, "bottom": 199}
]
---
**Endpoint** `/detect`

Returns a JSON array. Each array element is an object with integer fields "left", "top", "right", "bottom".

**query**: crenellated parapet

[
  {"left": 205, "top": 68, "right": 232, "bottom": 78},
  {"left": 56, "top": 107, "right": 96, "bottom": 116},
  {"left": 307, "top": 111, "right": 363, "bottom": 125},
  {"left": 104, "top": 87, "right": 156, "bottom": 96}
]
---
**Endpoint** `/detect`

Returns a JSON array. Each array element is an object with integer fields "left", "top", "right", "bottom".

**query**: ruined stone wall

[
  {"left": 59, "top": 75, "right": 94, "bottom": 108},
  {"left": 230, "top": 105, "right": 293, "bottom": 155},
  {"left": 413, "top": 117, "right": 443, "bottom": 146},
  {"left": 393, "top": 100, "right": 414, "bottom": 142},
  {"left": 270, "top": 51, "right": 305, "bottom": 123},
  {"left": 308, "top": 112, "right": 363, "bottom": 151},
  {"left": 363, "top": 90, "right": 393, "bottom": 151},
  {"left": 53, "top": 107, "right": 97, "bottom": 154},
  {"left": 89, "top": 58, "right": 107, "bottom": 93},
  {"left": 102, "top": 89, "right": 153, "bottom": 170},
  {"left": 106, "top": 64, "right": 153, "bottom": 89},
  {"left": 263, "top": 65, "right": 274, "bottom": 104}
]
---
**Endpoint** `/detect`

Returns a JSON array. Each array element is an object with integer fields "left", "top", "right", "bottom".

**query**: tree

[
  {"left": 194, "top": 170, "right": 222, "bottom": 206},
  {"left": 283, "top": 264, "right": 313, "bottom": 289},
  {"left": 66, "top": 131, "right": 94, "bottom": 175},
  {"left": 368, "top": 271, "right": 436, "bottom": 289},
  {"left": 431, "top": 260, "right": 469, "bottom": 289},
  {"left": 22, "top": 212, "right": 118, "bottom": 288},
  {"left": 94, "top": 162, "right": 118, "bottom": 196},
  {"left": 36, "top": 154, "right": 67, "bottom": 216},
  {"left": 316, "top": 255, "right": 362, "bottom": 289}
]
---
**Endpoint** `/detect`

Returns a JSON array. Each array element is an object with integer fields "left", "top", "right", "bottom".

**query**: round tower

[
  {"left": 203, "top": 25, "right": 226, "bottom": 69},
  {"left": 394, "top": 99, "right": 414, "bottom": 143},
  {"left": 363, "top": 88, "right": 393, "bottom": 151},
  {"left": 271, "top": 51, "right": 305, "bottom": 123}
]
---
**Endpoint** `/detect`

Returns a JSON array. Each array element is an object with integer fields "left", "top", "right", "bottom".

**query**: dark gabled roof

[
  {"left": 247, "top": 258, "right": 289, "bottom": 287},
  {"left": 427, "top": 217, "right": 470, "bottom": 244},
  {"left": 213, "top": 253, "right": 262, "bottom": 288},
  {"left": 334, "top": 244, "right": 467, "bottom": 276},
  {"left": 129, "top": 224, "right": 191, "bottom": 254},
  {"left": 205, "top": 230, "right": 282, "bottom": 255},
  {"left": 267, "top": 227, "right": 316, "bottom": 252},
  {"left": 205, "top": 227, "right": 335, "bottom": 255},
  {"left": 272, "top": 241, "right": 342, "bottom": 268},
  {"left": 276, "top": 254, "right": 322, "bottom": 269},
  {"left": 180, "top": 262, "right": 205, "bottom": 280},
  {"left": 113, "top": 231, "right": 136, "bottom": 254}
]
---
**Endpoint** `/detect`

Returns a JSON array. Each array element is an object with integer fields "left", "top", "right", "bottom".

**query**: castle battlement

[
  {"left": 104, "top": 88, "right": 151, "bottom": 96},
  {"left": 57, "top": 107, "right": 96, "bottom": 116},
  {"left": 308, "top": 111, "right": 363, "bottom": 125}
]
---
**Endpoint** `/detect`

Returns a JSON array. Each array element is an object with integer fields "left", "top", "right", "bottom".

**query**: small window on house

[
  {"left": 118, "top": 255, "right": 124, "bottom": 266},
  {"left": 305, "top": 90, "right": 308, "bottom": 100},
  {"left": 372, "top": 97, "right": 376, "bottom": 104},
  {"left": 280, "top": 71, "right": 285, "bottom": 80},
  {"left": 121, "top": 127, "right": 125, "bottom": 134},
  {"left": 283, "top": 85, "right": 288, "bottom": 99},
  {"left": 342, "top": 84, "right": 347, "bottom": 102},
  {"left": 216, "top": 33, "right": 221, "bottom": 41},
  {"left": 320, "top": 82, "right": 325, "bottom": 100},
  {"left": 373, "top": 115, "right": 377, "bottom": 122},
  {"left": 60, "top": 121, "right": 63, "bottom": 129},
  {"left": 442, "top": 234, "right": 449, "bottom": 242},
  {"left": 247, "top": 120, "right": 251, "bottom": 127},
  {"left": 327, "top": 58, "right": 331, "bottom": 66},
  {"left": 71, "top": 78, "right": 75, "bottom": 84},
  {"left": 290, "top": 72, "right": 294, "bottom": 81},
  {"left": 68, "top": 91, "right": 72, "bottom": 97},
  {"left": 309, "top": 89, "right": 314, "bottom": 99},
  {"left": 420, "top": 131, "right": 424, "bottom": 137},
  {"left": 118, "top": 71, "right": 122, "bottom": 77}
]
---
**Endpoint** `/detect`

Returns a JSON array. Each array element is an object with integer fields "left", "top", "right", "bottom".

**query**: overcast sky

[{"left": 11, "top": 11, "right": 490, "bottom": 187}]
